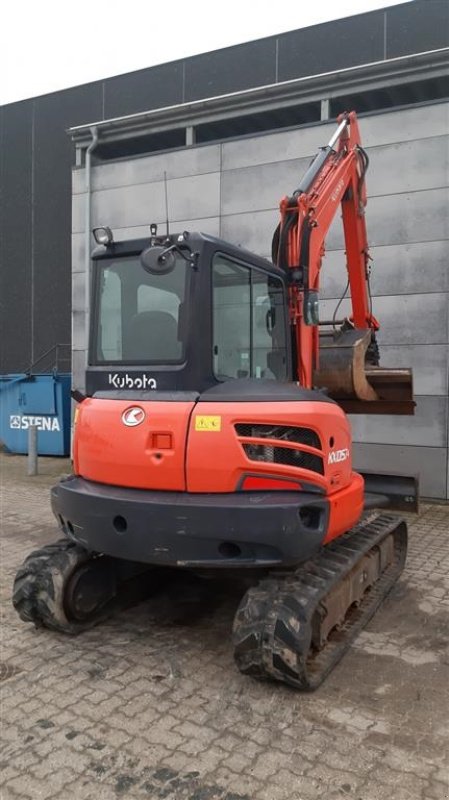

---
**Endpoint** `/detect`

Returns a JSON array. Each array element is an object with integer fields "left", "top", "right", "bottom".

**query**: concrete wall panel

[
  {"left": 72, "top": 217, "right": 220, "bottom": 270},
  {"left": 359, "top": 103, "right": 449, "bottom": 149},
  {"left": 72, "top": 233, "right": 85, "bottom": 275},
  {"left": 72, "top": 311, "right": 87, "bottom": 351},
  {"left": 221, "top": 209, "right": 279, "bottom": 259},
  {"left": 380, "top": 344, "right": 449, "bottom": 397},
  {"left": 72, "top": 272, "right": 85, "bottom": 315},
  {"left": 350, "top": 395, "right": 447, "bottom": 448},
  {"left": 366, "top": 137, "right": 449, "bottom": 197},
  {"left": 82, "top": 172, "right": 221, "bottom": 231},
  {"left": 73, "top": 145, "right": 222, "bottom": 195},
  {"left": 72, "top": 194, "right": 86, "bottom": 236},
  {"left": 222, "top": 124, "right": 333, "bottom": 172},
  {"left": 320, "top": 293, "right": 449, "bottom": 346},
  {"left": 221, "top": 103, "right": 449, "bottom": 172},
  {"left": 321, "top": 241, "right": 449, "bottom": 299},
  {"left": 221, "top": 158, "right": 310, "bottom": 216},
  {"left": 71, "top": 349, "right": 87, "bottom": 395},
  {"left": 352, "top": 442, "right": 448, "bottom": 500},
  {"left": 326, "top": 188, "right": 449, "bottom": 250}
]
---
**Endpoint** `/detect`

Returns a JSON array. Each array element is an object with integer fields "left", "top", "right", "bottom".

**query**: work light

[{"left": 93, "top": 226, "right": 113, "bottom": 245}]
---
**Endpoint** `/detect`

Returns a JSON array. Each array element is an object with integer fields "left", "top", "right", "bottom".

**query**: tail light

[{"left": 240, "top": 476, "right": 302, "bottom": 491}]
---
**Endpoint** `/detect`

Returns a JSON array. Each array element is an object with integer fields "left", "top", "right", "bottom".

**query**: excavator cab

[{"left": 87, "top": 230, "right": 292, "bottom": 397}]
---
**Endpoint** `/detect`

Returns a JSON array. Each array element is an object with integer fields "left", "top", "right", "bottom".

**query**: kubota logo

[
  {"left": 122, "top": 407, "right": 145, "bottom": 427},
  {"left": 328, "top": 448, "right": 350, "bottom": 464}
]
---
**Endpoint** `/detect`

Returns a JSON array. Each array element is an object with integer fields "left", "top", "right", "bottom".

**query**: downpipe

[
  {"left": 70, "top": 127, "right": 98, "bottom": 458},
  {"left": 84, "top": 126, "right": 99, "bottom": 330}
]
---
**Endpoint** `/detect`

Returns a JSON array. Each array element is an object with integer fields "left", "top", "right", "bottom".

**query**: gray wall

[{"left": 72, "top": 102, "right": 449, "bottom": 499}]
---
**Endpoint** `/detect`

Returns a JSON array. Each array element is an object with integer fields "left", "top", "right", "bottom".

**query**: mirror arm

[{"left": 158, "top": 243, "right": 198, "bottom": 267}]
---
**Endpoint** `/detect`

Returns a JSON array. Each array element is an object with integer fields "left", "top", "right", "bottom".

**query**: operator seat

[{"left": 123, "top": 310, "right": 181, "bottom": 361}]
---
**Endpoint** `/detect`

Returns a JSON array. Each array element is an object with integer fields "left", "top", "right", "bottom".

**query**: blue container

[{"left": 0, "top": 373, "right": 71, "bottom": 456}]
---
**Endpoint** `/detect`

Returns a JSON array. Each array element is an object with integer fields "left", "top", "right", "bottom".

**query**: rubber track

[
  {"left": 12, "top": 539, "right": 104, "bottom": 634},
  {"left": 232, "top": 514, "right": 408, "bottom": 691}
]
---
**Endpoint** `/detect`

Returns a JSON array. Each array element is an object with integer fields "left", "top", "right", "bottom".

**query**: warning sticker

[{"left": 195, "top": 415, "right": 222, "bottom": 432}]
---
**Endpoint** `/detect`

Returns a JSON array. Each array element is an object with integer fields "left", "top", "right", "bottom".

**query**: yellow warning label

[{"left": 195, "top": 415, "right": 222, "bottom": 432}]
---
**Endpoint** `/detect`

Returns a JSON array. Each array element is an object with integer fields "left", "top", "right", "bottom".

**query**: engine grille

[
  {"left": 235, "top": 424, "right": 324, "bottom": 475},
  {"left": 241, "top": 444, "right": 324, "bottom": 475},
  {"left": 234, "top": 424, "right": 321, "bottom": 451}
]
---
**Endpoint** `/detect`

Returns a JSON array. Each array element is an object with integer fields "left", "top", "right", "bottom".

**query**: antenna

[{"left": 164, "top": 171, "right": 170, "bottom": 237}]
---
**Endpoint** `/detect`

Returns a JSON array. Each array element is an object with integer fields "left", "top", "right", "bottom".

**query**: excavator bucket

[{"left": 314, "top": 327, "right": 415, "bottom": 414}]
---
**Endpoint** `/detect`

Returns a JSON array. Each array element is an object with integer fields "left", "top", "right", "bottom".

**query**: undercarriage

[{"left": 13, "top": 513, "right": 407, "bottom": 691}]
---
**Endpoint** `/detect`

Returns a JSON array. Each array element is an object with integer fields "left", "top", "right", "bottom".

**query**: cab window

[
  {"left": 212, "top": 254, "right": 288, "bottom": 380},
  {"left": 93, "top": 255, "right": 187, "bottom": 364}
]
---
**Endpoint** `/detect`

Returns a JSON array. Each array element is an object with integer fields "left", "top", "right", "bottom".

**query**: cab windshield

[{"left": 92, "top": 256, "right": 188, "bottom": 364}]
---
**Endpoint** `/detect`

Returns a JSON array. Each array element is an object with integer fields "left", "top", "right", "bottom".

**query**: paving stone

[{"left": 1, "top": 454, "right": 448, "bottom": 800}]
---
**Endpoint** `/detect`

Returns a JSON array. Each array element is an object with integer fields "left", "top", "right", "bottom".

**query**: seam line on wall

[{"left": 30, "top": 101, "right": 35, "bottom": 364}]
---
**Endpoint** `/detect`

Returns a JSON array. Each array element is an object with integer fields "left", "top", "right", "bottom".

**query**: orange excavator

[{"left": 13, "top": 112, "right": 417, "bottom": 690}]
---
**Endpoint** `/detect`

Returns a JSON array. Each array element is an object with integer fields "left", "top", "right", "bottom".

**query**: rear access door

[{"left": 73, "top": 397, "right": 196, "bottom": 491}]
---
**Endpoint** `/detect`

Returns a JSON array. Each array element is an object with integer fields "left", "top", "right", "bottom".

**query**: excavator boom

[{"left": 273, "top": 111, "right": 414, "bottom": 414}]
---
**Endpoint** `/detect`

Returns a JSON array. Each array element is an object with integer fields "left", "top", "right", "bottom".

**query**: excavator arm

[{"left": 273, "top": 111, "right": 414, "bottom": 414}]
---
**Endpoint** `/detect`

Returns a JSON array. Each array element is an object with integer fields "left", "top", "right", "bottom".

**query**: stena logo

[
  {"left": 9, "top": 415, "right": 60, "bottom": 432},
  {"left": 328, "top": 448, "right": 350, "bottom": 465},
  {"left": 122, "top": 407, "right": 145, "bottom": 427}
]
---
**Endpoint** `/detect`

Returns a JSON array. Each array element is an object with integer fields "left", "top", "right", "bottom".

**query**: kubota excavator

[{"left": 13, "top": 112, "right": 417, "bottom": 690}]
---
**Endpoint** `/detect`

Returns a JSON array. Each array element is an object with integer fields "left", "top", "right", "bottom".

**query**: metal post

[{"left": 27, "top": 425, "right": 38, "bottom": 476}]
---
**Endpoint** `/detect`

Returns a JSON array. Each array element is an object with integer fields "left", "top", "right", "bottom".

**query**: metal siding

[
  {"left": 184, "top": 40, "right": 277, "bottom": 102},
  {"left": 104, "top": 62, "right": 183, "bottom": 118},
  {"left": 0, "top": 102, "right": 33, "bottom": 373},
  {"left": 12, "top": 85, "right": 103, "bottom": 373},
  {"left": 386, "top": 0, "right": 449, "bottom": 59},
  {"left": 277, "top": 11, "right": 385, "bottom": 82}
]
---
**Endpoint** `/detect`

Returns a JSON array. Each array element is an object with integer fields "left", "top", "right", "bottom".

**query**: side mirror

[{"left": 140, "top": 245, "right": 176, "bottom": 275}]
